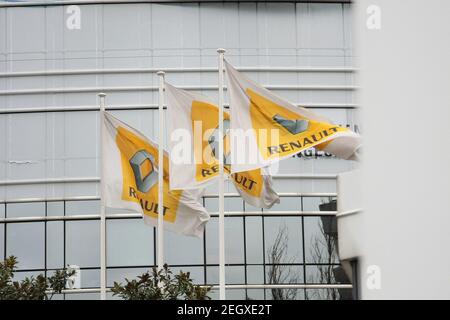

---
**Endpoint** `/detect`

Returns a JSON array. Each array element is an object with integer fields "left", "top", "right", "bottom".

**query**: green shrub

[
  {"left": 0, "top": 256, "right": 74, "bottom": 300},
  {"left": 111, "top": 264, "right": 211, "bottom": 300}
]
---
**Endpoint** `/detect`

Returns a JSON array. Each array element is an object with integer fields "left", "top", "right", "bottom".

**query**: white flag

[
  {"left": 102, "top": 111, "right": 209, "bottom": 238},
  {"left": 165, "top": 83, "right": 279, "bottom": 209},
  {"left": 225, "top": 60, "right": 362, "bottom": 173}
]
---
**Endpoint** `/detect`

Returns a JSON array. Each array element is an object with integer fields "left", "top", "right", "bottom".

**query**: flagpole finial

[
  {"left": 98, "top": 92, "right": 106, "bottom": 97},
  {"left": 217, "top": 48, "right": 226, "bottom": 54},
  {"left": 156, "top": 71, "right": 165, "bottom": 76}
]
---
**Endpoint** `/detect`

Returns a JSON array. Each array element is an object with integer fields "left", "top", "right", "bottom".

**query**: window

[
  {"left": 66, "top": 220, "right": 100, "bottom": 268},
  {"left": 7, "top": 222, "right": 45, "bottom": 270},
  {"left": 107, "top": 219, "right": 154, "bottom": 267}
]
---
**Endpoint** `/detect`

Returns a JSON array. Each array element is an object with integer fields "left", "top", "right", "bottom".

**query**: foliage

[
  {"left": 0, "top": 256, "right": 75, "bottom": 300},
  {"left": 111, "top": 264, "right": 211, "bottom": 300}
]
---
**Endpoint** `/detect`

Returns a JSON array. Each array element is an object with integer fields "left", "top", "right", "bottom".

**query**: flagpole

[
  {"left": 217, "top": 48, "right": 226, "bottom": 300},
  {"left": 156, "top": 71, "right": 165, "bottom": 271},
  {"left": 98, "top": 92, "right": 107, "bottom": 300}
]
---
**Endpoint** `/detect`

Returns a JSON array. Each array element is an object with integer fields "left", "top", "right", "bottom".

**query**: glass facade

[{"left": 0, "top": 192, "right": 353, "bottom": 300}]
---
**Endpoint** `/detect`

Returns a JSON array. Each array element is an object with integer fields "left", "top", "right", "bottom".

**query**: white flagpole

[
  {"left": 98, "top": 92, "right": 107, "bottom": 300},
  {"left": 217, "top": 48, "right": 226, "bottom": 300},
  {"left": 156, "top": 71, "right": 165, "bottom": 271}
]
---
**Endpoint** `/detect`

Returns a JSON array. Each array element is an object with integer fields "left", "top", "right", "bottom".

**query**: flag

[
  {"left": 224, "top": 60, "right": 362, "bottom": 173},
  {"left": 165, "top": 83, "right": 279, "bottom": 209},
  {"left": 102, "top": 111, "right": 209, "bottom": 238}
]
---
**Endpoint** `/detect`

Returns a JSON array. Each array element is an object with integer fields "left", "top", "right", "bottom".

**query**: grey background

[{"left": 356, "top": 0, "right": 450, "bottom": 299}]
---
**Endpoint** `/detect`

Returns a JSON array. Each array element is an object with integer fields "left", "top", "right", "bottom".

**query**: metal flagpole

[
  {"left": 156, "top": 71, "right": 165, "bottom": 271},
  {"left": 98, "top": 92, "right": 107, "bottom": 300},
  {"left": 217, "top": 48, "right": 226, "bottom": 300}
]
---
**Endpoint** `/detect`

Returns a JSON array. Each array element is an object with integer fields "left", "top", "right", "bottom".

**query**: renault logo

[
  {"left": 207, "top": 119, "right": 231, "bottom": 166},
  {"left": 129, "top": 150, "right": 158, "bottom": 193},
  {"left": 273, "top": 114, "right": 309, "bottom": 135}
]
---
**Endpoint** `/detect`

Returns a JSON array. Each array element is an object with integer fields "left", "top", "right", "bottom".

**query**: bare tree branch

[
  {"left": 266, "top": 224, "right": 300, "bottom": 300},
  {"left": 307, "top": 215, "right": 340, "bottom": 300}
]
